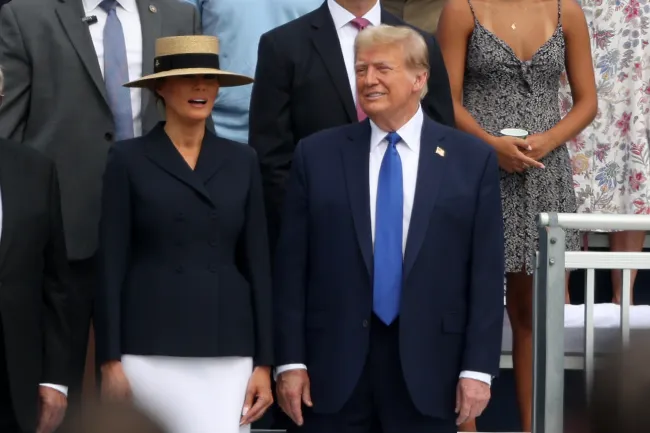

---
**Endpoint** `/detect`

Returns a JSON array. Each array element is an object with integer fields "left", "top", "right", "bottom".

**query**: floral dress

[{"left": 559, "top": 0, "right": 650, "bottom": 216}]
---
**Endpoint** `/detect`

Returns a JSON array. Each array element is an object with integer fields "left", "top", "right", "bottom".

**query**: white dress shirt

[
  {"left": 276, "top": 108, "right": 492, "bottom": 386},
  {"left": 83, "top": 0, "right": 143, "bottom": 137},
  {"left": 327, "top": 0, "right": 381, "bottom": 105},
  {"left": 0, "top": 186, "right": 68, "bottom": 396}
]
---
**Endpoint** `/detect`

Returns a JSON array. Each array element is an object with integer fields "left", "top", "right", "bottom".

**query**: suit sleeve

[
  {"left": 238, "top": 150, "right": 274, "bottom": 366},
  {"left": 41, "top": 162, "right": 71, "bottom": 385},
  {"left": 273, "top": 141, "right": 309, "bottom": 366},
  {"left": 0, "top": 4, "right": 31, "bottom": 141},
  {"left": 248, "top": 32, "right": 294, "bottom": 250},
  {"left": 463, "top": 149, "right": 504, "bottom": 376},
  {"left": 421, "top": 33, "right": 455, "bottom": 127},
  {"left": 95, "top": 146, "right": 131, "bottom": 365}
]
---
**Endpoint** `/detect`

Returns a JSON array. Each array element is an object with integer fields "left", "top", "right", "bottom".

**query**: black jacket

[{"left": 95, "top": 123, "right": 273, "bottom": 366}]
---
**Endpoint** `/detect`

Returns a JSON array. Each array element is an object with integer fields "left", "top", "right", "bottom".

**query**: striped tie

[{"left": 100, "top": 0, "right": 134, "bottom": 140}]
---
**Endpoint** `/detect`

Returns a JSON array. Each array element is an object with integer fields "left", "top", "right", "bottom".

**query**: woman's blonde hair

[{"left": 354, "top": 25, "right": 429, "bottom": 98}]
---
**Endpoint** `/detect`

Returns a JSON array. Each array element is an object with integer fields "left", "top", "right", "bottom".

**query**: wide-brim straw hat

[{"left": 124, "top": 35, "right": 253, "bottom": 88}]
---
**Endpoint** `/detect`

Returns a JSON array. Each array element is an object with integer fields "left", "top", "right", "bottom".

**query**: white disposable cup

[{"left": 500, "top": 128, "right": 529, "bottom": 139}]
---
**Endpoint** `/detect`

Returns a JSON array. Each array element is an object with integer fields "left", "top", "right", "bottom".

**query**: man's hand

[
  {"left": 276, "top": 369, "right": 312, "bottom": 426},
  {"left": 36, "top": 386, "right": 67, "bottom": 433},
  {"left": 455, "top": 377, "right": 490, "bottom": 426}
]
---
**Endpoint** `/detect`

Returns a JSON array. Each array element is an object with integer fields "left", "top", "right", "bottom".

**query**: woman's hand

[
  {"left": 489, "top": 135, "right": 545, "bottom": 173},
  {"left": 524, "top": 133, "right": 556, "bottom": 162},
  {"left": 240, "top": 366, "right": 274, "bottom": 425},
  {"left": 100, "top": 361, "right": 131, "bottom": 401}
]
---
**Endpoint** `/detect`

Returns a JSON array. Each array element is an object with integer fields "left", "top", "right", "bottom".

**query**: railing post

[{"left": 533, "top": 213, "right": 566, "bottom": 433}]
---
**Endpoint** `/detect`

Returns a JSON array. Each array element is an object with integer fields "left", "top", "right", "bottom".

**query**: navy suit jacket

[
  {"left": 95, "top": 123, "right": 273, "bottom": 367},
  {"left": 274, "top": 116, "right": 505, "bottom": 418}
]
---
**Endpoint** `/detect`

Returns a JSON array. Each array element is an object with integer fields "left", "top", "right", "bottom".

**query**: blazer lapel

[
  {"left": 341, "top": 121, "right": 373, "bottom": 276},
  {"left": 137, "top": 0, "right": 162, "bottom": 120},
  {"left": 403, "top": 118, "right": 446, "bottom": 278},
  {"left": 56, "top": 0, "right": 109, "bottom": 105},
  {"left": 143, "top": 125, "right": 215, "bottom": 207},
  {"left": 193, "top": 133, "right": 229, "bottom": 186},
  {"left": 310, "top": 4, "right": 357, "bottom": 122},
  {"left": 0, "top": 151, "right": 19, "bottom": 269}
]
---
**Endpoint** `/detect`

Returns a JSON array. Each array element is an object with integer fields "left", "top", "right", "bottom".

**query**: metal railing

[{"left": 532, "top": 213, "right": 650, "bottom": 433}]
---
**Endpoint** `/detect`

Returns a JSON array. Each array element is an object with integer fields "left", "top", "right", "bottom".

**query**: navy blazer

[
  {"left": 274, "top": 117, "right": 505, "bottom": 418},
  {"left": 95, "top": 123, "right": 273, "bottom": 366}
]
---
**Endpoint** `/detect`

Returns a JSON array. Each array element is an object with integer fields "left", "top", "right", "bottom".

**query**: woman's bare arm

[
  {"left": 544, "top": 0, "right": 597, "bottom": 149},
  {"left": 437, "top": 0, "right": 497, "bottom": 144}
]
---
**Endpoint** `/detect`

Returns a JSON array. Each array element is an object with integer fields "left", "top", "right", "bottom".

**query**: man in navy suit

[{"left": 273, "top": 24, "right": 505, "bottom": 433}]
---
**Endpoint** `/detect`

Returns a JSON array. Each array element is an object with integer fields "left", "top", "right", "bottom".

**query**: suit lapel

[
  {"left": 0, "top": 150, "right": 19, "bottom": 269},
  {"left": 341, "top": 121, "right": 373, "bottom": 276},
  {"left": 403, "top": 118, "right": 446, "bottom": 278},
  {"left": 56, "top": 0, "right": 109, "bottom": 105},
  {"left": 380, "top": 9, "right": 402, "bottom": 25},
  {"left": 143, "top": 125, "right": 216, "bottom": 207},
  {"left": 310, "top": 4, "right": 357, "bottom": 122},
  {"left": 137, "top": 0, "right": 161, "bottom": 118}
]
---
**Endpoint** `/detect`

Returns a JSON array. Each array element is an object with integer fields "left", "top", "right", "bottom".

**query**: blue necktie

[
  {"left": 373, "top": 132, "right": 403, "bottom": 325},
  {"left": 100, "top": 0, "right": 134, "bottom": 140}
]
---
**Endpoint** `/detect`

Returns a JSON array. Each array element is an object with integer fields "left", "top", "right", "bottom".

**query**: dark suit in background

[
  {"left": 95, "top": 123, "right": 273, "bottom": 371},
  {"left": 0, "top": 0, "right": 201, "bottom": 405},
  {"left": 249, "top": 0, "right": 454, "bottom": 248},
  {"left": 380, "top": 0, "right": 445, "bottom": 33},
  {"left": 0, "top": 140, "right": 69, "bottom": 433},
  {"left": 274, "top": 117, "right": 504, "bottom": 432}
]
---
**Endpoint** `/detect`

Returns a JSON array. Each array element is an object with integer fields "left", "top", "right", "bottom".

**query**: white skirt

[{"left": 122, "top": 355, "right": 253, "bottom": 433}]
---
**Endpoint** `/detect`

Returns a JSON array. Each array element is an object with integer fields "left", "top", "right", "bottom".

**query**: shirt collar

[
  {"left": 369, "top": 107, "right": 423, "bottom": 153},
  {"left": 83, "top": 0, "right": 137, "bottom": 13},
  {"left": 327, "top": 0, "right": 381, "bottom": 30}
]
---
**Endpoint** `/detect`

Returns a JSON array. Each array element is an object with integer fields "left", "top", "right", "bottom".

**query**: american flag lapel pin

[{"left": 436, "top": 146, "right": 445, "bottom": 157}]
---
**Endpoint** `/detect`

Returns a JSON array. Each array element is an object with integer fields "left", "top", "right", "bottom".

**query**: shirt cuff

[
  {"left": 274, "top": 363, "right": 307, "bottom": 381},
  {"left": 459, "top": 370, "right": 492, "bottom": 386},
  {"left": 40, "top": 383, "right": 68, "bottom": 396}
]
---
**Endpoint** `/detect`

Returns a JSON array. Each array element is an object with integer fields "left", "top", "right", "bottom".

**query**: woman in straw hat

[{"left": 94, "top": 35, "right": 273, "bottom": 433}]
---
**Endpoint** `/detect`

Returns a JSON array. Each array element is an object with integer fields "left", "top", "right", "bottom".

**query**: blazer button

[
  {"left": 176, "top": 265, "right": 184, "bottom": 273},
  {"left": 209, "top": 264, "right": 218, "bottom": 273},
  {"left": 362, "top": 319, "right": 369, "bottom": 328},
  {"left": 104, "top": 132, "right": 113, "bottom": 141},
  {"left": 175, "top": 212, "right": 184, "bottom": 221},
  {"left": 209, "top": 240, "right": 217, "bottom": 247},
  {"left": 210, "top": 211, "right": 218, "bottom": 219}
]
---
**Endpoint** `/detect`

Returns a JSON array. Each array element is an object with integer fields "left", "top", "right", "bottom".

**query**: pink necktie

[{"left": 350, "top": 17, "right": 371, "bottom": 121}]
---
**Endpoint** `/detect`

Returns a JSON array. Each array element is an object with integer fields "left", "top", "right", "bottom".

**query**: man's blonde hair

[{"left": 354, "top": 25, "right": 429, "bottom": 98}]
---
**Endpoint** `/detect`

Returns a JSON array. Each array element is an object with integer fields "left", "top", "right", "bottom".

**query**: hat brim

[{"left": 124, "top": 68, "right": 253, "bottom": 88}]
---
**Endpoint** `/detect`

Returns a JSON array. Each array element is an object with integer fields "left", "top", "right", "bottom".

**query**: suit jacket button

[
  {"left": 209, "top": 264, "right": 218, "bottom": 273},
  {"left": 210, "top": 211, "right": 218, "bottom": 219},
  {"left": 104, "top": 132, "right": 113, "bottom": 141},
  {"left": 176, "top": 266, "right": 184, "bottom": 273},
  {"left": 209, "top": 240, "right": 217, "bottom": 247},
  {"left": 362, "top": 319, "right": 369, "bottom": 328}
]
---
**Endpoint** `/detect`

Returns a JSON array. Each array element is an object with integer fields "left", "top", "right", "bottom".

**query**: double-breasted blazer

[{"left": 94, "top": 123, "right": 273, "bottom": 367}]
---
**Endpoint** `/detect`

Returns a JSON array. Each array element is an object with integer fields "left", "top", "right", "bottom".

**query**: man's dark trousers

[{"left": 290, "top": 316, "right": 457, "bottom": 433}]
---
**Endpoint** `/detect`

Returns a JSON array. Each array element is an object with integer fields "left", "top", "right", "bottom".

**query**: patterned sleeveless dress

[{"left": 463, "top": 0, "right": 580, "bottom": 274}]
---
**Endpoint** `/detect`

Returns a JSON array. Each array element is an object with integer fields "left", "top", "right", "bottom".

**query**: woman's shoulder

[
  {"left": 561, "top": 0, "right": 587, "bottom": 29},
  {"left": 205, "top": 132, "right": 258, "bottom": 162}
]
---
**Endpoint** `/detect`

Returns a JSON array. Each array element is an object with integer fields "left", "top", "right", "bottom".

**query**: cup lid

[{"left": 500, "top": 128, "right": 529, "bottom": 137}]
